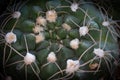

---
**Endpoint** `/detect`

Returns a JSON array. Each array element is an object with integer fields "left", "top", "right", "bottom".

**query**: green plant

[{"left": 0, "top": 0, "right": 120, "bottom": 80}]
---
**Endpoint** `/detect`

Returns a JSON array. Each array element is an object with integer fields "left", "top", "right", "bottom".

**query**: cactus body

[{"left": 0, "top": 0, "right": 119, "bottom": 80}]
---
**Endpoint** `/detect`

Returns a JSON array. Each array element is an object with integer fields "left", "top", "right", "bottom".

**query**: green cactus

[{"left": 0, "top": 0, "right": 120, "bottom": 80}]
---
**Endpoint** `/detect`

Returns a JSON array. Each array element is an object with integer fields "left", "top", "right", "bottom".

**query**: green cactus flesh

[{"left": 0, "top": 0, "right": 120, "bottom": 80}]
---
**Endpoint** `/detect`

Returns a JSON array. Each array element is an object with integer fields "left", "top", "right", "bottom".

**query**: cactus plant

[{"left": 0, "top": 0, "right": 120, "bottom": 80}]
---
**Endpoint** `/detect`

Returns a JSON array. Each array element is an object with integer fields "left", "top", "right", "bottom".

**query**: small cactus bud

[
  {"left": 66, "top": 59, "right": 80, "bottom": 74},
  {"left": 47, "top": 52, "right": 57, "bottom": 63},
  {"left": 70, "top": 3, "right": 79, "bottom": 12},
  {"left": 35, "top": 33, "right": 45, "bottom": 43},
  {"left": 5, "top": 32, "right": 17, "bottom": 44},
  {"left": 89, "top": 63, "right": 98, "bottom": 70},
  {"left": 36, "top": 16, "right": 47, "bottom": 26},
  {"left": 24, "top": 53, "right": 36, "bottom": 65},
  {"left": 70, "top": 38, "right": 79, "bottom": 50},
  {"left": 93, "top": 48, "right": 105, "bottom": 58},
  {"left": 79, "top": 26, "right": 89, "bottom": 36},
  {"left": 46, "top": 10, "right": 57, "bottom": 22},
  {"left": 12, "top": 11, "right": 21, "bottom": 19},
  {"left": 33, "top": 25, "right": 44, "bottom": 33},
  {"left": 62, "top": 23, "right": 71, "bottom": 31}
]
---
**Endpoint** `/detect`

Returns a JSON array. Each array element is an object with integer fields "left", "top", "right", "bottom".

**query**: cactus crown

[{"left": 0, "top": 0, "right": 119, "bottom": 80}]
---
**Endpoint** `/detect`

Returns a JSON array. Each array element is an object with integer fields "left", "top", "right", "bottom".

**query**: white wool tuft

[
  {"left": 79, "top": 26, "right": 89, "bottom": 36},
  {"left": 47, "top": 52, "right": 57, "bottom": 63},
  {"left": 66, "top": 59, "right": 80, "bottom": 74},
  {"left": 12, "top": 11, "right": 21, "bottom": 19},
  {"left": 24, "top": 53, "right": 36, "bottom": 65},
  {"left": 36, "top": 16, "right": 46, "bottom": 26},
  {"left": 35, "top": 33, "right": 45, "bottom": 43},
  {"left": 5, "top": 32, "right": 17, "bottom": 44},
  {"left": 70, "top": 3, "right": 79, "bottom": 12},
  {"left": 70, "top": 38, "right": 79, "bottom": 50},
  {"left": 62, "top": 23, "right": 71, "bottom": 31},
  {"left": 93, "top": 48, "right": 105, "bottom": 58},
  {"left": 46, "top": 10, "right": 57, "bottom": 22},
  {"left": 102, "top": 21, "right": 110, "bottom": 27},
  {"left": 33, "top": 25, "right": 44, "bottom": 33}
]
